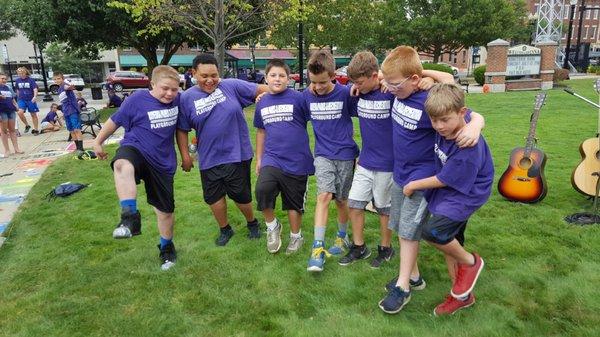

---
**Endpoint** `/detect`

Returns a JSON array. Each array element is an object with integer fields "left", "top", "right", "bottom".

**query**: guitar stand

[{"left": 565, "top": 172, "right": 600, "bottom": 225}]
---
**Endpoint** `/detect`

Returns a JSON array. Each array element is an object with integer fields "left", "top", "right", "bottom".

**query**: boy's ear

[{"left": 459, "top": 107, "right": 468, "bottom": 117}]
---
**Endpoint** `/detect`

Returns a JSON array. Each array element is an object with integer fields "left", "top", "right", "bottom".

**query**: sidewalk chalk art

[
  {"left": 24, "top": 169, "right": 41, "bottom": 177},
  {"left": 0, "top": 221, "right": 8, "bottom": 234},
  {"left": 0, "top": 193, "right": 24, "bottom": 204},
  {"left": 21, "top": 150, "right": 70, "bottom": 160},
  {"left": 17, "top": 159, "right": 55, "bottom": 169}
]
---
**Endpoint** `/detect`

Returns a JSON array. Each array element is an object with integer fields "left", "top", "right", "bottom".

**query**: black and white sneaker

[
  {"left": 370, "top": 245, "right": 395, "bottom": 268},
  {"left": 339, "top": 244, "right": 371, "bottom": 266},
  {"left": 112, "top": 210, "right": 141, "bottom": 239},
  {"left": 247, "top": 219, "right": 261, "bottom": 239},
  {"left": 158, "top": 242, "right": 177, "bottom": 271},
  {"left": 24, "top": 125, "right": 31, "bottom": 133},
  {"left": 385, "top": 275, "right": 427, "bottom": 292},
  {"left": 215, "top": 226, "right": 234, "bottom": 246}
]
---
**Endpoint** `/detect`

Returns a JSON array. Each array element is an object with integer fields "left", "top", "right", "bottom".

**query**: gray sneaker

[
  {"left": 286, "top": 235, "right": 304, "bottom": 255},
  {"left": 266, "top": 222, "right": 282, "bottom": 253}
]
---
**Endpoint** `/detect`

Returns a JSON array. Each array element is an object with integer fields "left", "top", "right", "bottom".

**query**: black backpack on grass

[{"left": 46, "top": 183, "right": 88, "bottom": 200}]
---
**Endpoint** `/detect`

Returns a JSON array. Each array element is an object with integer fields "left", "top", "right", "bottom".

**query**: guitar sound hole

[
  {"left": 519, "top": 157, "right": 532, "bottom": 169},
  {"left": 596, "top": 151, "right": 600, "bottom": 160}
]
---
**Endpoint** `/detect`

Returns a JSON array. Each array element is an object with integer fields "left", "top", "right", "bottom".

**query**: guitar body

[
  {"left": 498, "top": 147, "right": 548, "bottom": 203},
  {"left": 572, "top": 137, "right": 600, "bottom": 197}
]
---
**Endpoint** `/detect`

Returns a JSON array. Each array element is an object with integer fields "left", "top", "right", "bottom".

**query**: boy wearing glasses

[
  {"left": 377, "top": 46, "right": 485, "bottom": 314},
  {"left": 340, "top": 51, "right": 452, "bottom": 269}
]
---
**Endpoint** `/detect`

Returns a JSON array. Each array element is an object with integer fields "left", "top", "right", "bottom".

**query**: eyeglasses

[{"left": 383, "top": 77, "right": 411, "bottom": 92}]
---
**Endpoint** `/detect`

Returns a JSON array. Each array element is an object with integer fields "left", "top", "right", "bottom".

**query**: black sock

[
  {"left": 247, "top": 218, "right": 258, "bottom": 226},
  {"left": 75, "top": 140, "right": 84, "bottom": 151},
  {"left": 220, "top": 224, "right": 232, "bottom": 233}
]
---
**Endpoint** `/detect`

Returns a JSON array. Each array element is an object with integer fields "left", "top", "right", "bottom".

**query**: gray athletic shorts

[
  {"left": 314, "top": 156, "right": 354, "bottom": 201},
  {"left": 348, "top": 165, "right": 392, "bottom": 215},
  {"left": 388, "top": 182, "right": 429, "bottom": 241}
]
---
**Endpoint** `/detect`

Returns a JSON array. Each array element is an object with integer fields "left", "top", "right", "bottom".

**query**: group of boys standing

[{"left": 94, "top": 45, "right": 494, "bottom": 316}]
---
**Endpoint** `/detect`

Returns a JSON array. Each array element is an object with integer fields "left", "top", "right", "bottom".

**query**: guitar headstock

[
  {"left": 595, "top": 79, "right": 600, "bottom": 94},
  {"left": 534, "top": 92, "right": 546, "bottom": 110}
]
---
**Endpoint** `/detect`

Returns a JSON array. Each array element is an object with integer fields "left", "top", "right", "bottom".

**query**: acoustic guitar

[
  {"left": 498, "top": 93, "right": 547, "bottom": 203},
  {"left": 572, "top": 79, "right": 600, "bottom": 197}
]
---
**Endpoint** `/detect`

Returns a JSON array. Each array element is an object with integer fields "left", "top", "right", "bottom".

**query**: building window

[
  {"left": 586, "top": 7, "right": 591, "bottom": 20},
  {"left": 594, "top": 7, "right": 599, "bottom": 20},
  {"left": 584, "top": 26, "right": 589, "bottom": 39},
  {"left": 591, "top": 26, "right": 597, "bottom": 40}
]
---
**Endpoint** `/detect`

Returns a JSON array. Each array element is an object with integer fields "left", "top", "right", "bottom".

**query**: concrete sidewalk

[{"left": 0, "top": 94, "right": 121, "bottom": 247}]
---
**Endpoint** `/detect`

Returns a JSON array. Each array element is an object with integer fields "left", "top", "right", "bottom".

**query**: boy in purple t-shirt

[
  {"left": 53, "top": 72, "right": 84, "bottom": 152},
  {"left": 305, "top": 51, "right": 359, "bottom": 272},
  {"left": 40, "top": 103, "right": 63, "bottom": 133},
  {"left": 177, "top": 53, "right": 268, "bottom": 247},
  {"left": 14, "top": 67, "right": 40, "bottom": 134},
  {"left": 254, "top": 59, "right": 314, "bottom": 255},
  {"left": 377, "top": 46, "right": 485, "bottom": 314},
  {"left": 93, "top": 65, "right": 183, "bottom": 271},
  {"left": 402, "top": 83, "right": 493, "bottom": 315},
  {"left": 0, "top": 72, "right": 23, "bottom": 157}
]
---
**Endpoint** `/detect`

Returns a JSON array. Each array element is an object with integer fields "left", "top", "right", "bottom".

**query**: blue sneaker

[
  {"left": 379, "top": 286, "right": 411, "bottom": 314},
  {"left": 307, "top": 241, "right": 331, "bottom": 272},
  {"left": 328, "top": 233, "right": 350, "bottom": 255}
]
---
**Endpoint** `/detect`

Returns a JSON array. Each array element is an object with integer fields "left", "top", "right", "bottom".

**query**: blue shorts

[
  {"left": 17, "top": 99, "right": 39, "bottom": 113},
  {"left": 0, "top": 110, "right": 16, "bottom": 121},
  {"left": 65, "top": 113, "right": 81, "bottom": 131}
]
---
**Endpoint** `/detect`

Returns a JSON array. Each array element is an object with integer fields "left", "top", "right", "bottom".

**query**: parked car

[
  {"left": 179, "top": 74, "right": 197, "bottom": 88},
  {"left": 237, "top": 68, "right": 265, "bottom": 83},
  {"left": 48, "top": 74, "right": 85, "bottom": 94},
  {"left": 11, "top": 73, "right": 48, "bottom": 92},
  {"left": 105, "top": 71, "right": 150, "bottom": 92},
  {"left": 437, "top": 62, "right": 459, "bottom": 76}
]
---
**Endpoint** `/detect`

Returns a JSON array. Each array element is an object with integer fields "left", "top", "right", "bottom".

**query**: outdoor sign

[{"left": 507, "top": 44, "right": 541, "bottom": 76}]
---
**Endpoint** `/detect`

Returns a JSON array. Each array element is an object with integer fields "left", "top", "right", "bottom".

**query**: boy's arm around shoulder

[
  {"left": 404, "top": 176, "right": 446, "bottom": 197},
  {"left": 255, "top": 128, "right": 266, "bottom": 175},
  {"left": 456, "top": 111, "right": 485, "bottom": 148}
]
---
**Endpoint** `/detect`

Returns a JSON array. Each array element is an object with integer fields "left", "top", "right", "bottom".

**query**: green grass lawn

[{"left": 1, "top": 79, "right": 600, "bottom": 337}]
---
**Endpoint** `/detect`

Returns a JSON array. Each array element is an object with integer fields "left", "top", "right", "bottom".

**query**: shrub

[
  {"left": 473, "top": 65, "right": 486, "bottom": 85},
  {"left": 178, "top": 66, "right": 186, "bottom": 74},
  {"left": 587, "top": 65, "right": 600, "bottom": 74},
  {"left": 129, "top": 67, "right": 138, "bottom": 72},
  {"left": 421, "top": 62, "right": 453, "bottom": 75},
  {"left": 553, "top": 68, "right": 570, "bottom": 82},
  {"left": 141, "top": 67, "right": 149, "bottom": 74}
]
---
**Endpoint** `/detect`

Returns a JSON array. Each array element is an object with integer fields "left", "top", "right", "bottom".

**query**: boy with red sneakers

[{"left": 403, "top": 83, "right": 493, "bottom": 315}]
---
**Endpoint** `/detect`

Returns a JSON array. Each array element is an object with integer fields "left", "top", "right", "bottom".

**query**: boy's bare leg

[
  {"left": 349, "top": 207, "right": 365, "bottom": 245},
  {"left": 235, "top": 202, "right": 255, "bottom": 222},
  {"left": 17, "top": 109, "right": 29, "bottom": 127},
  {"left": 209, "top": 197, "right": 228, "bottom": 228},
  {"left": 113, "top": 159, "right": 137, "bottom": 200},
  {"left": 263, "top": 208, "right": 275, "bottom": 223},
  {"left": 288, "top": 210, "right": 302, "bottom": 234},
  {"left": 8, "top": 119, "right": 21, "bottom": 153},
  {"left": 31, "top": 112, "right": 39, "bottom": 130},
  {"left": 154, "top": 207, "right": 174, "bottom": 240},
  {"left": 445, "top": 253, "right": 458, "bottom": 283},
  {"left": 379, "top": 214, "right": 392, "bottom": 247},
  {"left": 314, "top": 192, "right": 333, "bottom": 229},
  {"left": 429, "top": 239, "right": 475, "bottom": 266},
  {"left": 395, "top": 238, "right": 421, "bottom": 290},
  {"left": 335, "top": 199, "right": 349, "bottom": 225},
  {"left": 0, "top": 121, "right": 9, "bottom": 155}
]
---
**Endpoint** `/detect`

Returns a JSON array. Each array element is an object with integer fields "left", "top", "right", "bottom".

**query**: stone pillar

[
  {"left": 536, "top": 40, "right": 557, "bottom": 90},
  {"left": 485, "top": 39, "right": 509, "bottom": 93}
]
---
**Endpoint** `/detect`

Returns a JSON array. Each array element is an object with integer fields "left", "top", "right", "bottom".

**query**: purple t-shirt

[
  {"left": 0, "top": 85, "right": 16, "bottom": 112},
  {"left": 15, "top": 77, "right": 37, "bottom": 100},
  {"left": 427, "top": 133, "right": 494, "bottom": 221},
  {"left": 111, "top": 90, "right": 181, "bottom": 175},
  {"left": 58, "top": 84, "right": 80, "bottom": 116},
  {"left": 391, "top": 90, "right": 472, "bottom": 186},
  {"left": 254, "top": 89, "right": 315, "bottom": 176},
  {"left": 177, "top": 79, "right": 257, "bottom": 170},
  {"left": 350, "top": 89, "right": 394, "bottom": 172},
  {"left": 304, "top": 84, "right": 358, "bottom": 160},
  {"left": 43, "top": 110, "right": 58, "bottom": 123}
]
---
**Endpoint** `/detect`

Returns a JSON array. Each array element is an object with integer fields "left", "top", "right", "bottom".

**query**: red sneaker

[
  {"left": 434, "top": 293, "right": 475, "bottom": 316},
  {"left": 451, "top": 253, "right": 484, "bottom": 298}
]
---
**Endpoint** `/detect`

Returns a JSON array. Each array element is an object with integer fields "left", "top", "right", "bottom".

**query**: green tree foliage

[
  {"left": 45, "top": 42, "right": 92, "bottom": 75},
  {"left": 0, "top": 2, "right": 16, "bottom": 41},
  {"left": 376, "top": 0, "right": 527, "bottom": 62},
  {"left": 473, "top": 65, "right": 486, "bottom": 85}
]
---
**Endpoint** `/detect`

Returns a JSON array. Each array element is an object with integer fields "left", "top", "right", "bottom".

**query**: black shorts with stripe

[{"left": 255, "top": 166, "right": 308, "bottom": 213}]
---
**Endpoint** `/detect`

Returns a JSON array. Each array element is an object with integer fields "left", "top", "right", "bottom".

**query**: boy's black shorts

[
  {"left": 421, "top": 214, "right": 467, "bottom": 246},
  {"left": 255, "top": 166, "right": 308, "bottom": 213},
  {"left": 111, "top": 145, "right": 175, "bottom": 213},
  {"left": 200, "top": 159, "right": 252, "bottom": 205}
]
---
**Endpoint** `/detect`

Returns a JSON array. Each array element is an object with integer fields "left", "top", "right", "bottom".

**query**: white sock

[
  {"left": 266, "top": 219, "right": 278, "bottom": 231},
  {"left": 290, "top": 230, "right": 302, "bottom": 239},
  {"left": 458, "top": 294, "right": 470, "bottom": 301}
]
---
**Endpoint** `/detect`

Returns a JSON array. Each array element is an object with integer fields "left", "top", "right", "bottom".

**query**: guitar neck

[{"left": 524, "top": 110, "right": 541, "bottom": 157}]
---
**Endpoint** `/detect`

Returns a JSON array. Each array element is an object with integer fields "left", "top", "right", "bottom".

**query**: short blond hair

[
  {"left": 151, "top": 65, "right": 180, "bottom": 84},
  {"left": 424, "top": 83, "right": 465, "bottom": 118},
  {"left": 308, "top": 50, "right": 335, "bottom": 76},
  {"left": 381, "top": 46, "right": 422, "bottom": 78},
  {"left": 17, "top": 67, "right": 30, "bottom": 75},
  {"left": 347, "top": 51, "right": 379, "bottom": 81}
]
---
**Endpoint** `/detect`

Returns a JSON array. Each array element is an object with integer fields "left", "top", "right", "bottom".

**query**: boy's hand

[
  {"left": 93, "top": 143, "right": 108, "bottom": 160},
  {"left": 350, "top": 84, "right": 360, "bottom": 97},
  {"left": 255, "top": 160, "right": 261, "bottom": 175},
  {"left": 31, "top": 97, "right": 37, "bottom": 103},
  {"left": 417, "top": 77, "right": 435, "bottom": 90},
  {"left": 181, "top": 155, "right": 194, "bottom": 172},
  {"left": 403, "top": 182, "right": 416, "bottom": 197},
  {"left": 455, "top": 124, "right": 480, "bottom": 148},
  {"left": 255, "top": 92, "right": 267, "bottom": 103},
  {"left": 379, "top": 79, "right": 389, "bottom": 93}
]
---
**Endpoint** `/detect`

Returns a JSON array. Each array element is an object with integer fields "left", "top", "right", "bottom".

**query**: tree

[
  {"left": 375, "top": 0, "right": 528, "bottom": 62},
  {"left": 5, "top": 0, "right": 207, "bottom": 74},
  {"left": 45, "top": 42, "right": 92, "bottom": 75},
  {"left": 0, "top": 2, "right": 16, "bottom": 40},
  {"left": 112, "top": 0, "right": 282, "bottom": 75}
]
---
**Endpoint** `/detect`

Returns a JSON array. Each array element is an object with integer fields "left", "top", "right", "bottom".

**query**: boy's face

[
  {"left": 53, "top": 76, "right": 64, "bottom": 85},
  {"left": 383, "top": 72, "right": 419, "bottom": 99},
  {"left": 266, "top": 66, "right": 289, "bottom": 94},
  {"left": 17, "top": 70, "right": 26, "bottom": 79},
  {"left": 150, "top": 78, "right": 180, "bottom": 104},
  {"left": 430, "top": 107, "right": 467, "bottom": 139},
  {"left": 0, "top": 75, "right": 6, "bottom": 84},
  {"left": 193, "top": 64, "right": 220, "bottom": 94},
  {"left": 51, "top": 105, "right": 58, "bottom": 111},
  {"left": 352, "top": 73, "right": 379, "bottom": 94},
  {"left": 308, "top": 71, "right": 335, "bottom": 96}
]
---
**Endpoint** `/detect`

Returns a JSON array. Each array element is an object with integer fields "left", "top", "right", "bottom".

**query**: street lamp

[{"left": 563, "top": 0, "right": 578, "bottom": 69}]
